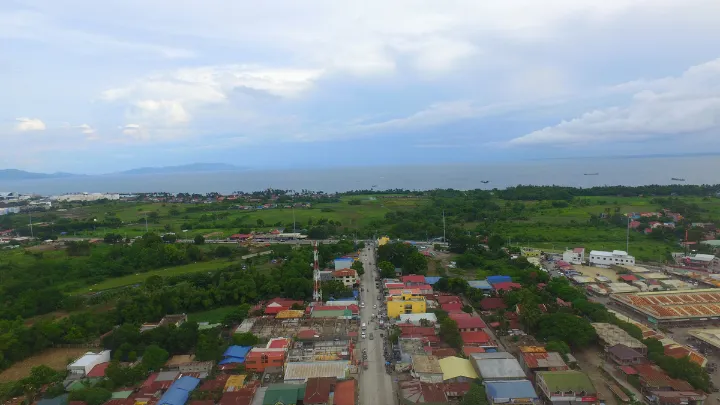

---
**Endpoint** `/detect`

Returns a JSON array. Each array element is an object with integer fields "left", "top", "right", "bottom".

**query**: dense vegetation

[{"left": 0, "top": 241, "right": 358, "bottom": 373}]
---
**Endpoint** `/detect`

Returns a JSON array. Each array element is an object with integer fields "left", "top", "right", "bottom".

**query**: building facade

[
  {"left": 562, "top": 248, "right": 585, "bottom": 265},
  {"left": 589, "top": 250, "right": 635, "bottom": 267},
  {"left": 387, "top": 291, "right": 427, "bottom": 318}
]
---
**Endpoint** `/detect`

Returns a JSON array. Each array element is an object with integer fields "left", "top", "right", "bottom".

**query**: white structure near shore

[
  {"left": 562, "top": 247, "right": 585, "bottom": 265},
  {"left": 67, "top": 350, "right": 111, "bottom": 377},
  {"left": 51, "top": 193, "right": 120, "bottom": 202},
  {"left": 589, "top": 250, "right": 635, "bottom": 267}
]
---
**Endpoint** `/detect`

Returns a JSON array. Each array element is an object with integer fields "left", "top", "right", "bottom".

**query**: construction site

[
  {"left": 287, "top": 339, "right": 352, "bottom": 362},
  {"left": 242, "top": 316, "right": 360, "bottom": 340}
]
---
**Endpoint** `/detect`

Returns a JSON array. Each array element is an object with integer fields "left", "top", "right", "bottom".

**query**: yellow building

[
  {"left": 387, "top": 290, "right": 427, "bottom": 318},
  {"left": 378, "top": 236, "right": 390, "bottom": 246},
  {"left": 521, "top": 248, "right": 541, "bottom": 257}
]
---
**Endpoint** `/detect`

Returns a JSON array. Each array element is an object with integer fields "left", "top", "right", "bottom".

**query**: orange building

[{"left": 244, "top": 349, "right": 285, "bottom": 372}]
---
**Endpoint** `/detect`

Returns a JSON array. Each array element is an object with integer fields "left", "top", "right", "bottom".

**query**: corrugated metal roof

[
  {"left": 485, "top": 380, "right": 538, "bottom": 400},
  {"left": 439, "top": 357, "right": 478, "bottom": 380},
  {"left": 283, "top": 361, "right": 349, "bottom": 381}
]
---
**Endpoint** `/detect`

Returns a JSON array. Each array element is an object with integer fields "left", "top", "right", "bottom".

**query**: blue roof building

[
  {"left": 486, "top": 275, "right": 512, "bottom": 285},
  {"left": 468, "top": 280, "right": 493, "bottom": 291},
  {"left": 425, "top": 276, "right": 441, "bottom": 285},
  {"left": 484, "top": 380, "right": 539, "bottom": 405},
  {"left": 219, "top": 345, "right": 252, "bottom": 365},
  {"left": 158, "top": 376, "right": 200, "bottom": 405}
]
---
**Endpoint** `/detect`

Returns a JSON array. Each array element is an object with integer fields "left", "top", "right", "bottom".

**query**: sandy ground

[
  {"left": 0, "top": 348, "right": 88, "bottom": 381},
  {"left": 572, "top": 265, "right": 621, "bottom": 281}
]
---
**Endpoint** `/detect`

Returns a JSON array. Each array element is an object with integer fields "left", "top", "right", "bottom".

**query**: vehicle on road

[
  {"left": 370, "top": 333, "right": 374, "bottom": 340},
  {"left": 373, "top": 304, "right": 377, "bottom": 309},
  {"left": 361, "top": 332, "right": 367, "bottom": 339},
  {"left": 362, "top": 322, "right": 367, "bottom": 330}
]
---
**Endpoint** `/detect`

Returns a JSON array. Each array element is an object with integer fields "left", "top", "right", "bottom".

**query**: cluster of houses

[{"left": 593, "top": 322, "right": 707, "bottom": 405}]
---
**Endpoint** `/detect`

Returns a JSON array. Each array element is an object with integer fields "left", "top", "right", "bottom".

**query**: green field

[
  {"left": 187, "top": 306, "right": 237, "bottom": 323},
  {"left": 29, "top": 195, "right": 427, "bottom": 239},
  {"left": 69, "top": 258, "right": 239, "bottom": 294}
]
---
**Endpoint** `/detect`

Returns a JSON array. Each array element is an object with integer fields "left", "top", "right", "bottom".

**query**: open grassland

[
  {"left": 68, "top": 258, "right": 239, "bottom": 294},
  {"left": 0, "top": 347, "right": 89, "bottom": 381},
  {"left": 42, "top": 195, "right": 427, "bottom": 239}
]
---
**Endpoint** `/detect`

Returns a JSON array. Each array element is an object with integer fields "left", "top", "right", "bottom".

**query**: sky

[{"left": 3, "top": 0, "right": 720, "bottom": 174}]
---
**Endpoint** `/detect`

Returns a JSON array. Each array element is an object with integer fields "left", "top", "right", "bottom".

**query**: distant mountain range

[{"left": 0, "top": 163, "right": 244, "bottom": 180}]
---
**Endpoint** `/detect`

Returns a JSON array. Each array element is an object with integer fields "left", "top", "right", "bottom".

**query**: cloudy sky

[{"left": 3, "top": 0, "right": 720, "bottom": 173}]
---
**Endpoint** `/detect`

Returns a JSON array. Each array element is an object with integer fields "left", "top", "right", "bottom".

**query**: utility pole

[{"left": 144, "top": 214, "right": 149, "bottom": 233}]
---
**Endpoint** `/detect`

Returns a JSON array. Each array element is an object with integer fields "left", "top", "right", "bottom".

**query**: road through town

[{"left": 358, "top": 243, "right": 396, "bottom": 405}]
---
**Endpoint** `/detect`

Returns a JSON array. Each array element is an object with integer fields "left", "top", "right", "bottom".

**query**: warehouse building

[
  {"left": 588, "top": 250, "right": 635, "bottom": 267},
  {"left": 610, "top": 289, "right": 720, "bottom": 326},
  {"left": 535, "top": 371, "right": 598, "bottom": 405}
]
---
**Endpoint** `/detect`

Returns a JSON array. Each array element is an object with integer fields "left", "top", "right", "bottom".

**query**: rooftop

[
  {"left": 471, "top": 352, "right": 526, "bottom": 380},
  {"left": 438, "top": 357, "right": 478, "bottom": 380},
  {"left": 537, "top": 371, "right": 596, "bottom": 393},
  {"left": 334, "top": 379, "right": 356, "bottom": 405},
  {"left": 608, "top": 344, "right": 645, "bottom": 360},
  {"left": 412, "top": 355, "right": 443, "bottom": 374},
  {"left": 262, "top": 384, "right": 305, "bottom": 405},
  {"left": 521, "top": 351, "right": 568, "bottom": 369},
  {"left": 591, "top": 323, "right": 645, "bottom": 349},
  {"left": 611, "top": 289, "right": 720, "bottom": 320},
  {"left": 283, "top": 361, "right": 348, "bottom": 382},
  {"left": 303, "top": 377, "right": 336, "bottom": 404},
  {"left": 485, "top": 380, "right": 539, "bottom": 401}
]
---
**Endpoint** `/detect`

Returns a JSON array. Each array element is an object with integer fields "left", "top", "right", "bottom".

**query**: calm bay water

[{"left": 1, "top": 156, "right": 719, "bottom": 195}]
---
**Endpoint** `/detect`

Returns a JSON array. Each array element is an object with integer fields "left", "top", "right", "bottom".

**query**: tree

[
  {"left": 488, "top": 234, "right": 505, "bottom": 251},
  {"left": 162, "top": 233, "right": 177, "bottom": 243},
  {"left": 214, "top": 245, "right": 233, "bottom": 258},
  {"left": 69, "top": 387, "right": 112, "bottom": 405},
  {"left": 439, "top": 318, "right": 463, "bottom": 349},
  {"left": 536, "top": 313, "right": 596, "bottom": 347},
  {"left": 104, "top": 233, "right": 123, "bottom": 244},
  {"left": 462, "top": 383, "right": 488, "bottom": 405},
  {"left": 256, "top": 219, "right": 265, "bottom": 227},
  {"left": 232, "top": 332, "right": 259, "bottom": 347},
  {"left": 351, "top": 260, "right": 365, "bottom": 276},
  {"left": 194, "top": 234, "right": 205, "bottom": 245},
  {"left": 195, "top": 330, "right": 226, "bottom": 361},
  {"left": 404, "top": 252, "right": 428, "bottom": 275},
  {"left": 141, "top": 345, "right": 169, "bottom": 371},
  {"left": 222, "top": 304, "right": 251, "bottom": 327},
  {"left": 378, "top": 261, "right": 396, "bottom": 278},
  {"left": 545, "top": 340, "right": 570, "bottom": 356}
]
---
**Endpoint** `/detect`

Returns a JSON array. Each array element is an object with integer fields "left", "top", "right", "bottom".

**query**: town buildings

[
  {"left": 562, "top": 248, "right": 585, "bottom": 265},
  {"left": 588, "top": 250, "right": 635, "bottom": 267},
  {"left": 386, "top": 290, "right": 427, "bottom": 318},
  {"left": 535, "top": 371, "right": 598, "bottom": 405}
]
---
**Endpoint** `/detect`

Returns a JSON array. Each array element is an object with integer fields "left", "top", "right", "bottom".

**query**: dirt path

[{"left": 574, "top": 348, "right": 618, "bottom": 405}]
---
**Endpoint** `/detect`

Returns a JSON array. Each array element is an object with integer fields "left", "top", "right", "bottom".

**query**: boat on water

[
  {"left": 671, "top": 178, "right": 685, "bottom": 181},
  {"left": 584, "top": 173, "right": 599, "bottom": 176}
]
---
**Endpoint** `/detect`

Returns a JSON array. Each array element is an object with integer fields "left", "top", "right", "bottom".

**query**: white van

[{"left": 361, "top": 322, "right": 367, "bottom": 330}]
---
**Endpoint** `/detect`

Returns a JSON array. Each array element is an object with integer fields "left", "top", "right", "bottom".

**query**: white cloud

[
  {"left": 509, "top": 58, "right": 720, "bottom": 146},
  {"left": 101, "top": 65, "right": 323, "bottom": 127},
  {"left": 15, "top": 117, "right": 46, "bottom": 131},
  {"left": 121, "top": 124, "right": 144, "bottom": 139}
]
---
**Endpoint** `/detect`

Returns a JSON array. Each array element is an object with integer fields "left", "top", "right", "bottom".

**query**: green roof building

[
  {"left": 535, "top": 371, "right": 598, "bottom": 404},
  {"left": 310, "top": 309, "right": 349, "bottom": 319},
  {"left": 263, "top": 383, "right": 306, "bottom": 405}
]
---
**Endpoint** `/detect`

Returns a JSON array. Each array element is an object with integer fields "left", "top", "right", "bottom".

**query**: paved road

[{"left": 358, "top": 243, "right": 396, "bottom": 405}]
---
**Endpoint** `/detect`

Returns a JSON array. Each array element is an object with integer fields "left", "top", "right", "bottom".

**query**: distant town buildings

[{"left": 588, "top": 250, "right": 635, "bottom": 267}]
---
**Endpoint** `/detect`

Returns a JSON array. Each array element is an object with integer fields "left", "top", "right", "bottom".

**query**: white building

[
  {"left": 51, "top": 193, "right": 120, "bottom": 202},
  {"left": 589, "top": 250, "right": 635, "bottom": 267},
  {"left": 67, "top": 350, "right": 111, "bottom": 377},
  {"left": 398, "top": 313, "right": 438, "bottom": 326},
  {"left": 562, "top": 248, "right": 585, "bottom": 265},
  {"left": 331, "top": 269, "right": 358, "bottom": 287}
]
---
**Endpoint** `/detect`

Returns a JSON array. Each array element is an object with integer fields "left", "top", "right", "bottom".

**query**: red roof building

[
  {"left": 479, "top": 297, "right": 507, "bottom": 311},
  {"left": 460, "top": 331, "right": 492, "bottom": 346},
  {"left": 218, "top": 389, "right": 255, "bottom": 405},
  {"left": 267, "top": 338, "right": 291, "bottom": 349},
  {"left": 619, "top": 274, "right": 638, "bottom": 282},
  {"left": 399, "top": 325, "right": 436, "bottom": 338},
  {"left": 492, "top": 282, "right": 522, "bottom": 292},
  {"left": 462, "top": 347, "right": 486, "bottom": 356},
  {"left": 304, "top": 377, "right": 336, "bottom": 405},
  {"left": 86, "top": 362, "right": 110, "bottom": 378},
  {"left": 331, "top": 269, "right": 357, "bottom": 278},
  {"left": 402, "top": 275, "right": 426, "bottom": 284},
  {"left": 296, "top": 329, "right": 319, "bottom": 340},
  {"left": 436, "top": 295, "right": 461, "bottom": 305},
  {"left": 198, "top": 374, "right": 230, "bottom": 392},
  {"left": 449, "top": 313, "right": 487, "bottom": 331},
  {"left": 385, "top": 283, "right": 405, "bottom": 289},
  {"left": 441, "top": 302, "right": 464, "bottom": 313},
  {"left": 264, "top": 298, "right": 304, "bottom": 315},
  {"left": 334, "top": 379, "right": 356, "bottom": 405}
]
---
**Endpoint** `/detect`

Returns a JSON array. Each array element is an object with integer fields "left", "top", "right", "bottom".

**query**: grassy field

[
  {"left": 187, "top": 306, "right": 237, "bottom": 323},
  {"left": 0, "top": 347, "right": 88, "bottom": 381},
  {"left": 30, "top": 195, "right": 427, "bottom": 239},
  {"left": 69, "top": 258, "right": 240, "bottom": 294}
]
